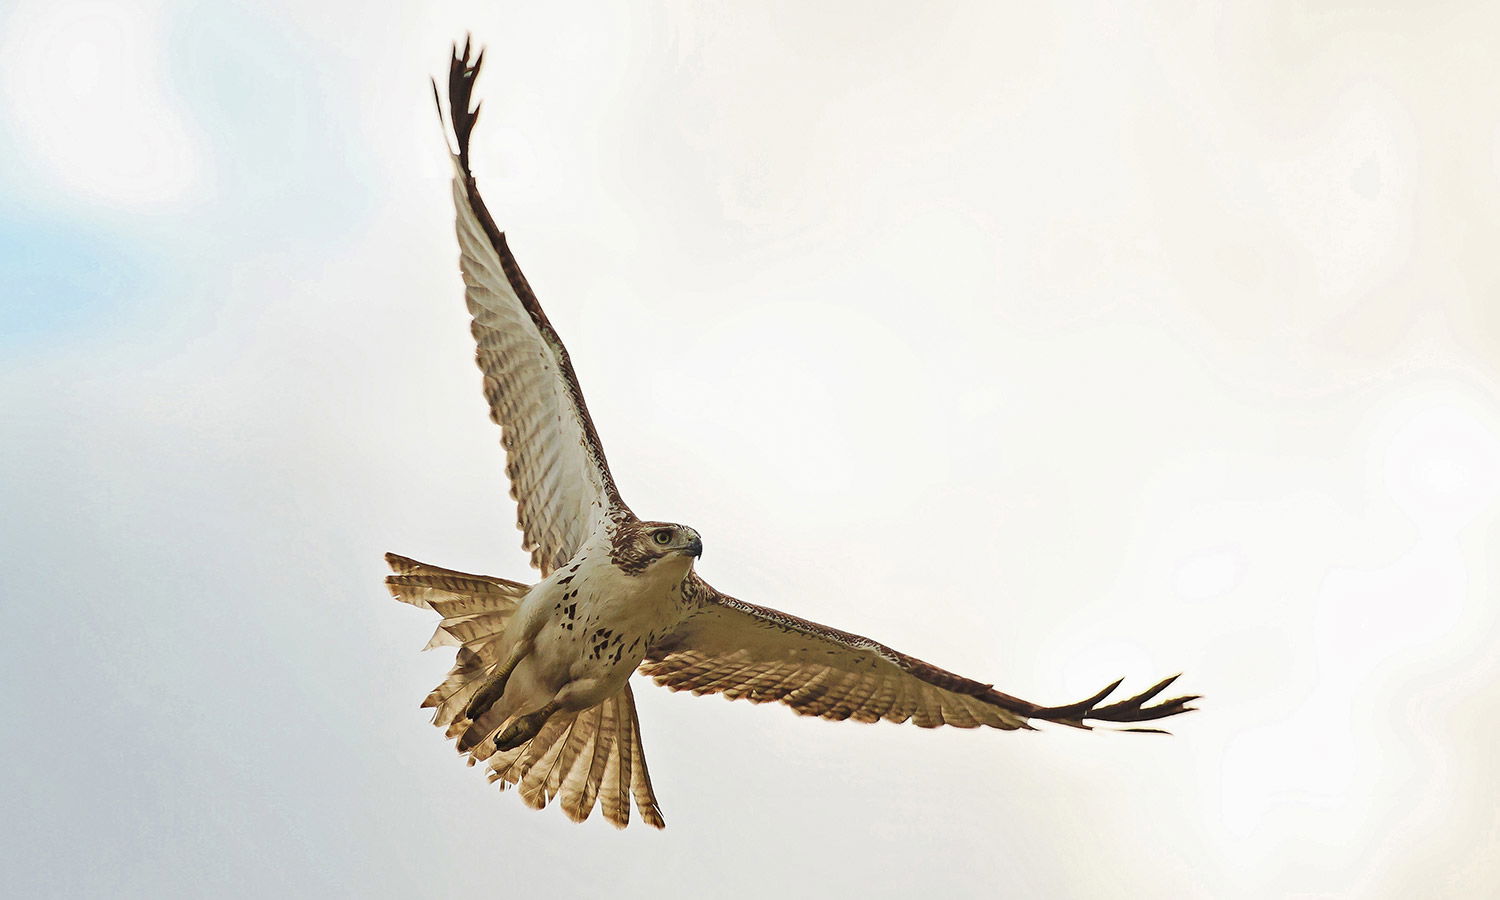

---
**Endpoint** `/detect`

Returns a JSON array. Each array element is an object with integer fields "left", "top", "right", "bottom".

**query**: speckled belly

[{"left": 528, "top": 580, "right": 687, "bottom": 708}]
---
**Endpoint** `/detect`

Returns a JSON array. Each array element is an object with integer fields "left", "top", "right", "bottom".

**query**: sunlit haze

[{"left": 3, "top": 2, "right": 1498, "bottom": 897}]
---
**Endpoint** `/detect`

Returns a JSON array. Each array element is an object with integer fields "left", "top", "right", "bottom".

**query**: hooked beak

[{"left": 684, "top": 536, "right": 703, "bottom": 559}]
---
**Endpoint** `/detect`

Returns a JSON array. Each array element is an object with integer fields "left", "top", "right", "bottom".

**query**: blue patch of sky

[
  {"left": 0, "top": 213, "right": 149, "bottom": 347},
  {"left": 0, "top": 2, "right": 382, "bottom": 352},
  {"left": 0, "top": 91, "right": 153, "bottom": 350}
]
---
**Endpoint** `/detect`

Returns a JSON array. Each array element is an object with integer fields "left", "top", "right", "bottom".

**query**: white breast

[{"left": 511, "top": 545, "right": 694, "bottom": 711}]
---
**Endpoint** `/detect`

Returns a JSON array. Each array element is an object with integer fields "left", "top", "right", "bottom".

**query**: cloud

[{"left": 0, "top": 0, "right": 208, "bottom": 210}]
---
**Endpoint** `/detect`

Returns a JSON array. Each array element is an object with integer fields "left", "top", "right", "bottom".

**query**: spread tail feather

[{"left": 385, "top": 552, "right": 665, "bottom": 829}]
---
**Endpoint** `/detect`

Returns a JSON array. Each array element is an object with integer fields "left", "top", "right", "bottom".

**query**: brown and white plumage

[
  {"left": 439, "top": 45, "right": 627, "bottom": 576},
  {"left": 387, "top": 553, "right": 663, "bottom": 828},
  {"left": 646, "top": 578, "right": 1193, "bottom": 732},
  {"left": 386, "top": 38, "right": 1197, "bottom": 831}
]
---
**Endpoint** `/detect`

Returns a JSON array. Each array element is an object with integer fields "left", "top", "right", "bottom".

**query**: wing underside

[
  {"left": 438, "top": 39, "right": 628, "bottom": 575},
  {"left": 644, "top": 577, "right": 1199, "bottom": 732}
]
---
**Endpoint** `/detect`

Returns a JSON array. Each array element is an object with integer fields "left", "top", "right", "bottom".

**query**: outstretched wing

[
  {"left": 436, "top": 39, "right": 629, "bottom": 574},
  {"left": 643, "top": 578, "right": 1199, "bottom": 731}
]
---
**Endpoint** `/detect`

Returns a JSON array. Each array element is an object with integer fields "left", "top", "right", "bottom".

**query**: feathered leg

[{"left": 463, "top": 638, "right": 533, "bottom": 721}]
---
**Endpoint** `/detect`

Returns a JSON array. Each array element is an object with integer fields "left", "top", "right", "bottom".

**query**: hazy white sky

[{"left": 3, "top": 2, "right": 1499, "bottom": 897}]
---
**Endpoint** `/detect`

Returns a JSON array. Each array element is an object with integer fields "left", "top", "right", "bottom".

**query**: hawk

[{"left": 386, "top": 39, "right": 1198, "bottom": 830}]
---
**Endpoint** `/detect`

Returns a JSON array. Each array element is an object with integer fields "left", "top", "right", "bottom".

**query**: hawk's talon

[
  {"left": 493, "top": 703, "right": 556, "bottom": 752},
  {"left": 463, "top": 671, "right": 511, "bottom": 722}
]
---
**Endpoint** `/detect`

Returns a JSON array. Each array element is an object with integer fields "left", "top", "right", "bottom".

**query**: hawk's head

[{"left": 610, "top": 520, "right": 703, "bottom": 577}]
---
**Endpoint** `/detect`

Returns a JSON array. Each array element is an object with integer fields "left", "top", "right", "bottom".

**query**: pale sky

[{"left": 3, "top": 2, "right": 1499, "bottom": 898}]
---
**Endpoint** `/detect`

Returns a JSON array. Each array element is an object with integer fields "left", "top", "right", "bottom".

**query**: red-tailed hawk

[{"left": 386, "top": 38, "right": 1198, "bottom": 830}]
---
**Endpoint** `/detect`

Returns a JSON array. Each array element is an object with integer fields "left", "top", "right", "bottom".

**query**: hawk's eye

[{"left": 653, "top": 530, "right": 673, "bottom": 546}]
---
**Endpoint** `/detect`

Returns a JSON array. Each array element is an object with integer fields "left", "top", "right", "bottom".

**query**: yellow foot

[
  {"left": 464, "top": 671, "right": 511, "bottom": 721},
  {"left": 493, "top": 705, "right": 555, "bottom": 752}
]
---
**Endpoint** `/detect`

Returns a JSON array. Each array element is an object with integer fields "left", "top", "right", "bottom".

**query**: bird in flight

[{"left": 387, "top": 38, "right": 1198, "bottom": 830}]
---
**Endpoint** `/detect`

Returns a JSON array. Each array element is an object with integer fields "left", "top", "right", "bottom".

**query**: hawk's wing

[
  {"left": 643, "top": 577, "right": 1199, "bottom": 731},
  {"left": 437, "top": 39, "right": 628, "bottom": 575}
]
